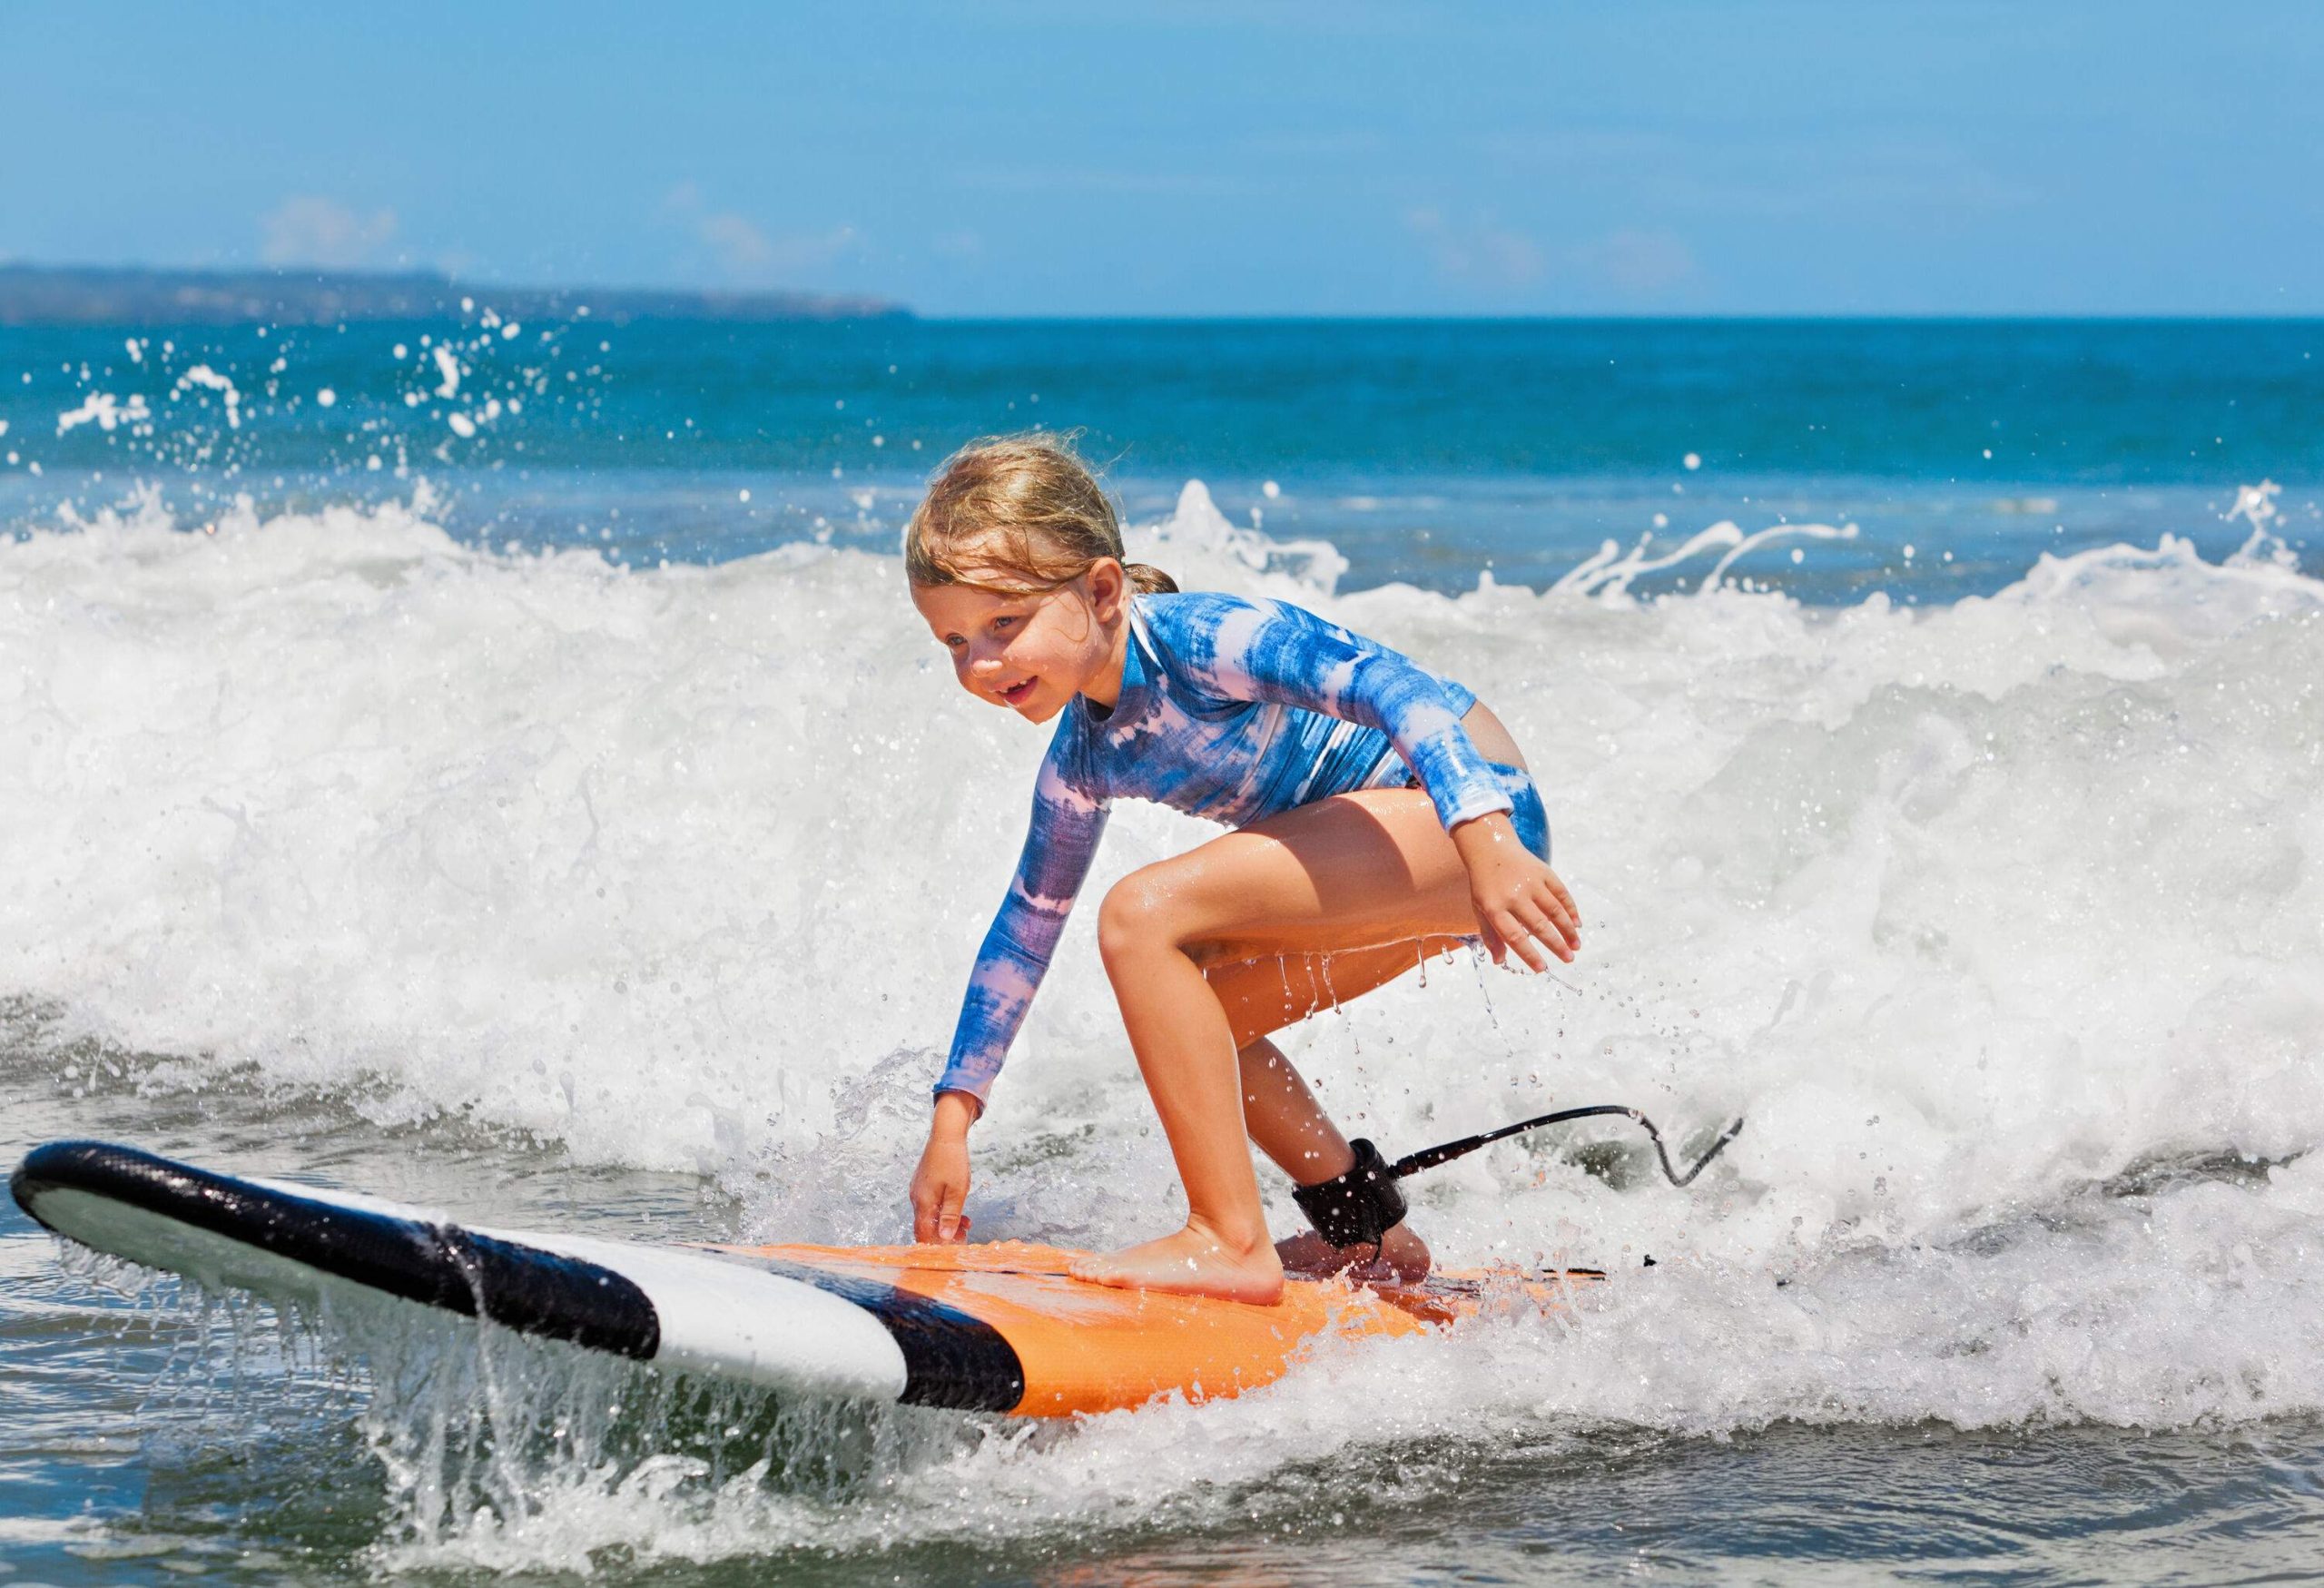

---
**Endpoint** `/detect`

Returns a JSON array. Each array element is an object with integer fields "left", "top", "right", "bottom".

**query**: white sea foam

[
  {"left": 4, "top": 476, "right": 2321, "bottom": 1550},
  {"left": 54, "top": 390, "right": 152, "bottom": 436},
  {"left": 172, "top": 364, "right": 241, "bottom": 429}
]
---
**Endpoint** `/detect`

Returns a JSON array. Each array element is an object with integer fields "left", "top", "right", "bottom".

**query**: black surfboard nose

[{"left": 11, "top": 1138, "right": 663, "bottom": 1360}]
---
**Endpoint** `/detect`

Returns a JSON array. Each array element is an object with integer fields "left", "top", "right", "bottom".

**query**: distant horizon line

[
  {"left": 901, "top": 310, "right": 2324, "bottom": 323},
  {"left": 0, "top": 261, "right": 2316, "bottom": 324}
]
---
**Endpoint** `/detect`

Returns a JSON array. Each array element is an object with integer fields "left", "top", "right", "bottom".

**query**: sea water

[{"left": 1, "top": 317, "right": 2320, "bottom": 1583}]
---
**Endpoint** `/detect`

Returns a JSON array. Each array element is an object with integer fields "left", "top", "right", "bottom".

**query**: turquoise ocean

[{"left": 3, "top": 315, "right": 2321, "bottom": 1583}]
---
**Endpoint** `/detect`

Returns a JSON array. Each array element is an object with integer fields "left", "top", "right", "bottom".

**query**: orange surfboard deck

[{"left": 707, "top": 1240, "right": 1602, "bottom": 1417}]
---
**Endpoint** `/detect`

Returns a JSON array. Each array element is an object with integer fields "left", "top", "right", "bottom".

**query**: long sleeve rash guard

[{"left": 935, "top": 590, "right": 1515, "bottom": 1106}]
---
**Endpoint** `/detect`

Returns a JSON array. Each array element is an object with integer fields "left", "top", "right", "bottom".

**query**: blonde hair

[{"left": 903, "top": 431, "right": 1177, "bottom": 597}]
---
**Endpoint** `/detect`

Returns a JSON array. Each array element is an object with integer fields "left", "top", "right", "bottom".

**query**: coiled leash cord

[{"left": 1294, "top": 1105, "right": 1748, "bottom": 1252}]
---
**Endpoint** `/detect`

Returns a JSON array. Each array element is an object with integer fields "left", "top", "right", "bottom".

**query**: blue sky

[{"left": 2, "top": 1, "right": 2317, "bottom": 316}]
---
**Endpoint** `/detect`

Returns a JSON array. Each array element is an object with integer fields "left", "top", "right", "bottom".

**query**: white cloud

[
  {"left": 1405, "top": 208, "right": 1707, "bottom": 304},
  {"left": 1403, "top": 208, "right": 1545, "bottom": 290},
  {"left": 259, "top": 196, "right": 399, "bottom": 268},
  {"left": 662, "top": 182, "right": 859, "bottom": 283},
  {"left": 1472, "top": 129, "right": 2038, "bottom": 220},
  {"left": 1572, "top": 227, "right": 1702, "bottom": 298},
  {"left": 952, "top": 165, "right": 1249, "bottom": 198}
]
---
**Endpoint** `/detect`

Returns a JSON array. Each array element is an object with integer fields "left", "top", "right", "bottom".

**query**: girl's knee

[{"left": 1096, "top": 869, "right": 1187, "bottom": 966}]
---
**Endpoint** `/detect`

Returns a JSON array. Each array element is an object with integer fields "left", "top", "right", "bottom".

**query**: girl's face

[{"left": 911, "top": 558, "right": 1129, "bottom": 723}]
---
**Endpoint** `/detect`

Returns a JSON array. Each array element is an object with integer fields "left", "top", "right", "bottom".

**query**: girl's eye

[{"left": 992, "top": 616, "right": 1019, "bottom": 632}]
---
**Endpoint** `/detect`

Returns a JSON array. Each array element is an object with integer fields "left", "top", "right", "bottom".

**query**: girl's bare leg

[
  {"left": 1216, "top": 940, "right": 1465, "bottom": 1282},
  {"left": 1076, "top": 914, "right": 1280, "bottom": 1301},
  {"left": 1070, "top": 787, "right": 1499, "bottom": 1302},
  {"left": 1231, "top": 1034, "right": 1426, "bottom": 1279},
  {"left": 1235, "top": 1034, "right": 1346, "bottom": 1182}
]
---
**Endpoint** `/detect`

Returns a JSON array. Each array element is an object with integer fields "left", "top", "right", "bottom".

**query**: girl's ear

[{"left": 1086, "top": 557, "right": 1127, "bottom": 620}]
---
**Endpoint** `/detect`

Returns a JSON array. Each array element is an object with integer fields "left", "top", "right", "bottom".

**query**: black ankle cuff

[{"left": 1292, "top": 1138, "right": 1408, "bottom": 1248}]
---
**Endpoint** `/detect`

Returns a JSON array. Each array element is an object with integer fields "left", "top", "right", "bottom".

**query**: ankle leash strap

[{"left": 1291, "top": 1138, "right": 1407, "bottom": 1249}]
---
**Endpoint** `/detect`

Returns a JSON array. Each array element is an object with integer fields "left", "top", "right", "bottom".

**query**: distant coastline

[{"left": 0, "top": 263, "right": 910, "bottom": 327}]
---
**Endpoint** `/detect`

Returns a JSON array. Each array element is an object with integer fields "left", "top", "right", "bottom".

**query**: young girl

[{"left": 904, "top": 435, "right": 1578, "bottom": 1305}]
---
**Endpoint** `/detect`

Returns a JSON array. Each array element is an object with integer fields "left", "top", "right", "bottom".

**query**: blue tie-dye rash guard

[{"left": 936, "top": 590, "right": 1516, "bottom": 1106}]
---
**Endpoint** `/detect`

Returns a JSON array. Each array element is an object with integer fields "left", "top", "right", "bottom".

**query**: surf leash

[
  {"left": 1391, "top": 1104, "right": 1746, "bottom": 1188},
  {"left": 1295, "top": 1107, "right": 1746, "bottom": 1251}
]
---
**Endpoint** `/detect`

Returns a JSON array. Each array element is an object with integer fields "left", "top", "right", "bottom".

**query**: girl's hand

[
  {"left": 911, "top": 1091, "right": 980, "bottom": 1243},
  {"left": 1452, "top": 812, "right": 1581, "bottom": 972}
]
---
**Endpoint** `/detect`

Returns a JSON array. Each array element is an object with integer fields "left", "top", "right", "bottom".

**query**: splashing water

[{"left": 3, "top": 456, "right": 2321, "bottom": 1576}]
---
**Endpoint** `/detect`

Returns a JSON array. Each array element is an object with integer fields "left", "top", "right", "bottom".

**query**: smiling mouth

[{"left": 999, "top": 678, "right": 1038, "bottom": 705}]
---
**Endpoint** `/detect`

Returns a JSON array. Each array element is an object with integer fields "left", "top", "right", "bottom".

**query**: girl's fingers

[
  {"left": 1544, "top": 869, "right": 1581, "bottom": 928},
  {"left": 1495, "top": 911, "right": 1551, "bottom": 972},
  {"left": 1516, "top": 904, "right": 1571, "bottom": 962},
  {"left": 914, "top": 1174, "right": 967, "bottom": 1243},
  {"left": 1475, "top": 912, "right": 1508, "bottom": 966},
  {"left": 1527, "top": 877, "right": 1579, "bottom": 947},
  {"left": 1538, "top": 894, "right": 1579, "bottom": 947}
]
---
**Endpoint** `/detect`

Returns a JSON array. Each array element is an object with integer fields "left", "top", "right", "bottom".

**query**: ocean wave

[{"left": 5, "top": 482, "right": 2320, "bottom": 1471}]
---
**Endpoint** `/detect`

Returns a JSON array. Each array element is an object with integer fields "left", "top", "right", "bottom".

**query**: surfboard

[{"left": 9, "top": 1139, "right": 1600, "bottom": 1417}]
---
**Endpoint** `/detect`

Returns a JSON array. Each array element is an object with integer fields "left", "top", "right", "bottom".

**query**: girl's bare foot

[
  {"left": 1068, "top": 1218, "right": 1286, "bottom": 1305},
  {"left": 1274, "top": 1222, "right": 1432, "bottom": 1284}
]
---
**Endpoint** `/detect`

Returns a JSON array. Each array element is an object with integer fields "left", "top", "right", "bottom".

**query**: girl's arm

[
  {"left": 1162, "top": 593, "right": 1578, "bottom": 970},
  {"left": 1162, "top": 593, "right": 1514, "bottom": 833},
  {"left": 932, "top": 755, "right": 1110, "bottom": 1105},
  {"left": 915, "top": 756, "right": 1108, "bottom": 1243}
]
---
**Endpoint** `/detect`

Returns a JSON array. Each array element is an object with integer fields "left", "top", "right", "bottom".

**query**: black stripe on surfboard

[
  {"left": 749, "top": 1258, "right": 1027, "bottom": 1414},
  {"left": 10, "top": 1140, "right": 661, "bottom": 1362}
]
